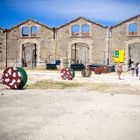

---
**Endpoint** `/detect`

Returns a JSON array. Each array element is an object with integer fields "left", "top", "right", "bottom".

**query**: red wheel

[
  {"left": 94, "top": 67, "right": 101, "bottom": 74},
  {"left": 60, "top": 68, "right": 74, "bottom": 80},
  {"left": 101, "top": 66, "right": 110, "bottom": 73},
  {"left": 1, "top": 67, "right": 22, "bottom": 89}
]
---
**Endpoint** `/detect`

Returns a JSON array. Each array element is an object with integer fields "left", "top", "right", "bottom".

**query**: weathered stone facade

[
  {"left": 110, "top": 15, "right": 140, "bottom": 70},
  {"left": 5, "top": 19, "right": 54, "bottom": 68},
  {"left": 56, "top": 17, "right": 107, "bottom": 68},
  {"left": 0, "top": 15, "right": 140, "bottom": 70}
]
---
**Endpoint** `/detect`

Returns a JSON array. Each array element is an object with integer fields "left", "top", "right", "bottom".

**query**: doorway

[
  {"left": 128, "top": 43, "right": 140, "bottom": 63},
  {"left": 71, "top": 43, "right": 89, "bottom": 65},
  {"left": 21, "top": 42, "right": 37, "bottom": 68}
]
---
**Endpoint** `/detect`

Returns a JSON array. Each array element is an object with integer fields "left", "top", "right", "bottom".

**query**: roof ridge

[
  {"left": 9, "top": 18, "right": 53, "bottom": 30},
  {"left": 0, "top": 26, "right": 5, "bottom": 30},
  {"left": 111, "top": 14, "right": 140, "bottom": 29},
  {"left": 56, "top": 16, "right": 107, "bottom": 29}
]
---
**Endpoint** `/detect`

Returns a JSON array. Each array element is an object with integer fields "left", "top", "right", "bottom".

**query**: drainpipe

[
  {"left": 107, "top": 28, "right": 111, "bottom": 65},
  {"left": 74, "top": 43, "right": 77, "bottom": 63},
  {"left": 34, "top": 44, "right": 37, "bottom": 67},
  {"left": 53, "top": 27, "right": 55, "bottom": 40}
]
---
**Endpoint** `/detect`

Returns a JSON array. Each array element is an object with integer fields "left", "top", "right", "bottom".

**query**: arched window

[
  {"left": 71, "top": 24, "right": 80, "bottom": 36},
  {"left": 82, "top": 24, "right": 90, "bottom": 32},
  {"left": 22, "top": 26, "right": 29, "bottom": 36},
  {"left": 128, "top": 23, "right": 138, "bottom": 35},
  {"left": 82, "top": 24, "right": 90, "bottom": 36},
  {"left": 31, "top": 26, "right": 38, "bottom": 36}
]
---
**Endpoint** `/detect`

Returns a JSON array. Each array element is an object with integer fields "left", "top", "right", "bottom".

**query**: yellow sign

[{"left": 114, "top": 50, "right": 125, "bottom": 63}]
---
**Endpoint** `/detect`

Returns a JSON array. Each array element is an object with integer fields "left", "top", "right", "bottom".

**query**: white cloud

[{"left": 8, "top": 0, "right": 140, "bottom": 23}]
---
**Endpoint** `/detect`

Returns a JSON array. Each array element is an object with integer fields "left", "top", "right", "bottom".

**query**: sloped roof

[
  {"left": 111, "top": 14, "right": 140, "bottom": 29},
  {"left": 0, "top": 27, "right": 5, "bottom": 30},
  {"left": 9, "top": 18, "right": 53, "bottom": 31},
  {"left": 56, "top": 17, "right": 107, "bottom": 30}
]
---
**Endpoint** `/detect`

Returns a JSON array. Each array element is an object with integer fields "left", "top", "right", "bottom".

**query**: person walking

[
  {"left": 137, "top": 64, "right": 140, "bottom": 80},
  {"left": 135, "top": 62, "right": 139, "bottom": 77},
  {"left": 130, "top": 61, "right": 135, "bottom": 76},
  {"left": 116, "top": 61, "right": 123, "bottom": 80}
]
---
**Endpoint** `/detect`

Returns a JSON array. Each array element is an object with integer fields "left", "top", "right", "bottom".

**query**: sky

[{"left": 0, "top": 0, "right": 140, "bottom": 29}]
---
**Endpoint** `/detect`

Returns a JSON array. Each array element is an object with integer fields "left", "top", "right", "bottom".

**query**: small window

[
  {"left": 128, "top": 23, "right": 138, "bottom": 35},
  {"left": 82, "top": 24, "right": 90, "bottom": 36},
  {"left": 22, "top": 26, "right": 29, "bottom": 36},
  {"left": 0, "top": 30, "right": 4, "bottom": 34},
  {"left": 31, "top": 26, "right": 38, "bottom": 36},
  {"left": 82, "top": 24, "right": 90, "bottom": 32},
  {"left": 71, "top": 24, "right": 80, "bottom": 36},
  {"left": 109, "top": 30, "right": 112, "bottom": 37}
]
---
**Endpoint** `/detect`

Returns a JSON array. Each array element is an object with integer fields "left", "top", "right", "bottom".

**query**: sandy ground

[{"left": 0, "top": 70, "right": 140, "bottom": 140}]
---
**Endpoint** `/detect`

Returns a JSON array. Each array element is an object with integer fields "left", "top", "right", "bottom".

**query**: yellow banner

[{"left": 114, "top": 50, "right": 125, "bottom": 63}]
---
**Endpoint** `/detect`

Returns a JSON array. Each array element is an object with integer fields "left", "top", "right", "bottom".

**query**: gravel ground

[{"left": 0, "top": 70, "right": 140, "bottom": 140}]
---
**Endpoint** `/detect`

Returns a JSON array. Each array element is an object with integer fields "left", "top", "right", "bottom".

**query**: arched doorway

[
  {"left": 128, "top": 42, "right": 140, "bottom": 63},
  {"left": 21, "top": 42, "right": 37, "bottom": 68},
  {"left": 71, "top": 43, "right": 89, "bottom": 65}
]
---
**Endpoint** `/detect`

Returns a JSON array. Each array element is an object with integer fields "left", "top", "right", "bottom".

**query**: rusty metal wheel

[
  {"left": 94, "top": 67, "right": 101, "bottom": 74},
  {"left": 101, "top": 66, "right": 110, "bottom": 73},
  {"left": 81, "top": 68, "right": 92, "bottom": 77}
]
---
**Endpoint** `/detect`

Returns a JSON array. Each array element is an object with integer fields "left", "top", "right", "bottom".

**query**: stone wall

[{"left": 0, "top": 15, "right": 140, "bottom": 71}]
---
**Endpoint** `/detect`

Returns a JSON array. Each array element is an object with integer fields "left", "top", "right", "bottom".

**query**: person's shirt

[
  {"left": 137, "top": 64, "right": 140, "bottom": 72},
  {"left": 131, "top": 63, "right": 135, "bottom": 68}
]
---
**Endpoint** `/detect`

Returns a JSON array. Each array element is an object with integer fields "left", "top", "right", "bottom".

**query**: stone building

[
  {"left": 0, "top": 15, "right": 140, "bottom": 70},
  {"left": 110, "top": 15, "right": 140, "bottom": 70},
  {"left": 56, "top": 17, "right": 107, "bottom": 68},
  {"left": 4, "top": 19, "right": 55, "bottom": 68}
]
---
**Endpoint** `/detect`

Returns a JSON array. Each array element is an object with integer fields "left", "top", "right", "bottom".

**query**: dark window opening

[
  {"left": 31, "top": 26, "right": 38, "bottom": 37},
  {"left": 128, "top": 23, "right": 138, "bottom": 35},
  {"left": 71, "top": 44, "right": 78, "bottom": 63},
  {"left": 22, "top": 26, "right": 29, "bottom": 37},
  {"left": 0, "top": 30, "right": 4, "bottom": 34}
]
